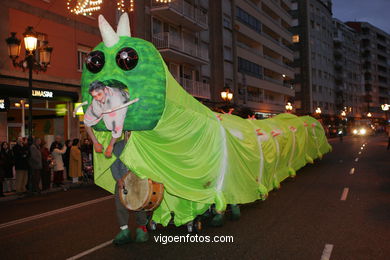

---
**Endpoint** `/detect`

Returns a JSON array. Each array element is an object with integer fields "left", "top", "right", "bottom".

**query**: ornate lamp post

[
  {"left": 221, "top": 87, "right": 233, "bottom": 103},
  {"left": 315, "top": 107, "right": 322, "bottom": 115},
  {"left": 285, "top": 102, "right": 293, "bottom": 113},
  {"left": 5, "top": 27, "right": 53, "bottom": 138},
  {"left": 382, "top": 104, "right": 389, "bottom": 127}
]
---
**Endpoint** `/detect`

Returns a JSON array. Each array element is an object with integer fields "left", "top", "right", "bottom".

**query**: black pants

[{"left": 114, "top": 182, "right": 148, "bottom": 227}]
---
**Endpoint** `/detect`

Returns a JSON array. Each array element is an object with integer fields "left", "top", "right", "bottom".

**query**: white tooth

[
  {"left": 98, "top": 15, "right": 119, "bottom": 47},
  {"left": 117, "top": 13, "right": 131, "bottom": 37}
]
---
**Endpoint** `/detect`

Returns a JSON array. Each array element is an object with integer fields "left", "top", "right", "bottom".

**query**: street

[{"left": 0, "top": 135, "right": 389, "bottom": 260}]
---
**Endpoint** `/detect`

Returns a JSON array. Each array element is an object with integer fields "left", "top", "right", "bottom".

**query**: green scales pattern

[{"left": 81, "top": 36, "right": 332, "bottom": 227}]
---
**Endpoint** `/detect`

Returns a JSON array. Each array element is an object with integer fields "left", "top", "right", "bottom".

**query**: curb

[{"left": 0, "top": 182, "right": 95, "bottom": 203}]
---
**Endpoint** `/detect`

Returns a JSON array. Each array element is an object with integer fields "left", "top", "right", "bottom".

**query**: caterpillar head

[{"left": 81, "top": 13, "right": 166, "bottom": 131}]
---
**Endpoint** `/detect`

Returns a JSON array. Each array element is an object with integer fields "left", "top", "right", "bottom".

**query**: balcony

[
  {"left": 152, "top": 32, "right": 208, "bottom": 65},
  {"left": 151, "top": 0, "right": 208, "bottom": 31},
  {"left": 180, "top": 77, "right": 210, "bottom": 99}
]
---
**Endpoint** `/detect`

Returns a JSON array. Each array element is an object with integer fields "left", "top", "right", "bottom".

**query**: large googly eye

[
  {"left": 116, "top": 47, "right": 138, "bottom": 71},
  {"left": 85, "top": 51, "right": 105, "bottom": 73}
]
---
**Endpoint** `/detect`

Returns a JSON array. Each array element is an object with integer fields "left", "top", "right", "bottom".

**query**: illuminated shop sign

[
  {"left": 32, "top": 89, "right": 54, "bottom": 98},
  {"left": 0, "top": 97, "right": 10, "bottom": 111}
]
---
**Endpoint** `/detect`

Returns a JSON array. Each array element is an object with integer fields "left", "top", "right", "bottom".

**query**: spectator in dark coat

[
  {"left": 63, "top": 140, "right": 72, "bottom": 181},
  {"left": 1, "top": 142, "right": 15, "bottom": 193},
  {"left": 29, "top": 138, "right": 43, "bottom": 192},
  {"left": 13, "top": 137, "right": 29, "bottom": 194}
]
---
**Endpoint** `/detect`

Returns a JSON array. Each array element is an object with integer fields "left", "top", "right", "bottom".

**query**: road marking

[
  {"left": 66, "top": 240, "right": 113, "bottom": 260},
  {"left": 320, "top": 244, "right": 334, "bottom": 260},
  {"left": 0, "top": 195, "right": 114, "bottom": 230},
  {"left": 355, "top": 158, "right": 359, "bottom": 162},
  {"left": 340, "top": 188, "right": 349, "bottom": 201},
  {"left": 350, "top": 168, "right": 355, "bottom": 175}
]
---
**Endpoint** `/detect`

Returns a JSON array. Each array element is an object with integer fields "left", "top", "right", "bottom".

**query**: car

[{"left": 351, "top": 125, "right": 374, "bottom": 136}]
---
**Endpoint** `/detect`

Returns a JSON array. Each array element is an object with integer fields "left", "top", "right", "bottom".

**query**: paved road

[{"left": 0, "top": 135, "right": 389, "bottom": 260}]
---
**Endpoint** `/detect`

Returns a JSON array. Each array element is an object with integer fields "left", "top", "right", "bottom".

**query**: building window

[
  {"left": 223, "top": 16, "right": 232, "bottom": 29},
  {"left": 236, "top": 7, "right": 262, "bottom": 34},
  {"left": 292, "top": 35, "right": 300, "bottom": 43},
  {"left": 238, "top": 57, "right": 263, "bottom": 79},
  {"left": 77, "top": 45, "right": 92, "bottom": 72}
]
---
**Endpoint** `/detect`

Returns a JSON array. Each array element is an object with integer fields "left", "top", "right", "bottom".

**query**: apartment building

[
  {"left": 346, "top": 21, "right": 390, "bottom": 119},
  {"left": 333, "top": 19, "right": 364, "bottom": 119},
  {"left": 290, "top": 0, "right": 334, "bottom": 115},
  {"left": 132, "top": 0, "right": 211, "bottom": 101},
  {"left": 232, "top": 0, "right": 295, "bottom": 116}
]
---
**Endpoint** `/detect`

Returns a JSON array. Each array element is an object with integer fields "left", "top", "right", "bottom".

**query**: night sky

[{"left": 332, "top": 0, "right": 390, "bottom": 34}]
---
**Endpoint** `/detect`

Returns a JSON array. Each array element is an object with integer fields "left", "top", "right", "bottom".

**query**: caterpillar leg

[
  {"left": 230, "top": 204, "right": 240, "bottom": 221},
  {"left": 210, "top": 212, "right": 225, "bottom": 227}
]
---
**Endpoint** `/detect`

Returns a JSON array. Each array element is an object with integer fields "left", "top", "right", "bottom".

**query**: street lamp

[
  {"left": 315, "top": 107, "right": 322, "bottom": 115},
  {"left": 285, "top": 102, "right": 293, "bottom": 113},
  {"left": 221, "top": 87, "right": 233, "bottom": 103},
  {"left": 5, "top": 27, "right": 53, "bottom": 138},
  {"left": 382, "top": 104, "right": 389, "bottom": 126},
  {"left": 341, "top": 111, "right": 346, "bottom": 117},
  {"left": 367, "top": 112, "right": 372, "bottom": 118}
]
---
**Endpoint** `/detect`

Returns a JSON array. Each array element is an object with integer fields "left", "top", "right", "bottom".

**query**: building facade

[
  {"left": 0, "top": 0, "right": 119, "bottom": 142},
  {"left": 346, "top": 21, "right": 390, "bottom": 119},
  {"left": 232, "top": 0, "right": 295, "bottom": 116},
  {"left": 290, "top": 0, "right": 334, "bottom": 115},
  {"left": 332, "top": 19, "right": 364, "bottom": 119}
]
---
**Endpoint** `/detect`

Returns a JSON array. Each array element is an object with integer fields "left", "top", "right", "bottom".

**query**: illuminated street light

[
  {"left": 221, "top": 87, "right": 233, "bottom": 103},
  {"left": 367, "top": 112, "right": 372, "bottom": 118},
  {"left": 5, "top": 27, "right": 53, "bottom": 138},
  {"left": 285, "top": 102, "right": 293, "bottom": 113},
  {"left": 341, "top": 111, "right": 346, "bottom": 117},
  {"left": 315, "top": 107, "right": 322, "bottom": 114}
]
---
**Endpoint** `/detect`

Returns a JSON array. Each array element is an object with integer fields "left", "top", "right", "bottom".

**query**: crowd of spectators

[{"left": 0, "top": 136, "right": 94, "bottom": 197}]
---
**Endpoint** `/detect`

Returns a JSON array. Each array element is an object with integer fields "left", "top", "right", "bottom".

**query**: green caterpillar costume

[{"left": 81, "top": 14, "right": 332, "bottom": 227}]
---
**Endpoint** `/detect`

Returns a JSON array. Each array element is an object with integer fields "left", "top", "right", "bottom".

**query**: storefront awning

[{"left": 0, "top": 84, "right": 79, "bottom": 102}]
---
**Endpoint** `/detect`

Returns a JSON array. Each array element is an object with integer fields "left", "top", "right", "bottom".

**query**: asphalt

[{"left": 0, "top": 135, "right": 389, "bottom": 260}]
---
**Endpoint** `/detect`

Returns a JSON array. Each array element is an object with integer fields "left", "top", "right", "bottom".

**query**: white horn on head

[
  {"left": 117, "top": 13, "right": 131, "bottom": 37},
  {"left": 98, "top": 15, "right": 119, "bottom": 47}
]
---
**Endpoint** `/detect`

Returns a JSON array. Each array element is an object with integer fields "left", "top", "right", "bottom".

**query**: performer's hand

[
  {"left": 104, "top": 145, "right": 113, "bottom": 158},
  {"left": 118, "top": 178, "right": 124, "bottom": 190},
  {"left": 94, "top": 143, "right": 103, "bottom": 153}
]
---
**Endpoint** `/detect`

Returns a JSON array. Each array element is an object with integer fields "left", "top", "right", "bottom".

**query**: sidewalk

[{"left": 0, "top": 180, "right": 94, "bottom": 202}]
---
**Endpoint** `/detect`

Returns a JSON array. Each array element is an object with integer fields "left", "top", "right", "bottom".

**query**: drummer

[{"left": 110, "top": 138, "right": 149, "bottom": 245}]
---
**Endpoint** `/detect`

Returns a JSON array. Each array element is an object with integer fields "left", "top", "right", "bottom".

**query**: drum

[{"left": 119, "top": 171, "right": 164, "bottom": 211}]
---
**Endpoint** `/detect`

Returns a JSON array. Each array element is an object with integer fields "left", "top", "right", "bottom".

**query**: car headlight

[
  {"left": 359, "top": 128, "right": 367, "bottom": 135},
  {"left": 353, "top": 129, "right": 358, "bottom": 135}
]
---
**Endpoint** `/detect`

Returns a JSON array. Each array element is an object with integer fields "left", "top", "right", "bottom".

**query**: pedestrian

[
  {"left": 51, "top": 141, "right": 67, "bottom": 187},
  {"left": 29, "top": 137, "right": 43, "bottom": 193},
  {"left": 0, "top": 142, "right": 15, "bottom": 193},
  {"left": 63, "top": 139, "right": 72, "bottom": 181},
  {"left": 69, "top": 139, "right": 82, "bottom": 183},
  {"left": 81, "top": 138, "right": 93, "bottom": 181},
  {"left": 12, "top": 137, "right": 29, "bottom": 194},
  {"left": 387, "top": 126, "right": 390, "bottom": 150},
  {"left": 50, "top": 135, "right": 63, "bottom": 153},
  {"left": 40, "top": 140, "right": 52, "bottom": 191}
]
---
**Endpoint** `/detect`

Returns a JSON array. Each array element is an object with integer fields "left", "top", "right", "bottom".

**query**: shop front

[{"left": 0, "top": 83, "right": 80, "bottom": 142}]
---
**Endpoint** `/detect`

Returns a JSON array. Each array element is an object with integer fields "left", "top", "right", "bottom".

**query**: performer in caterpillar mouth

[{"left": 84, "top": 80, "right": 137, "bottom": 158}]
